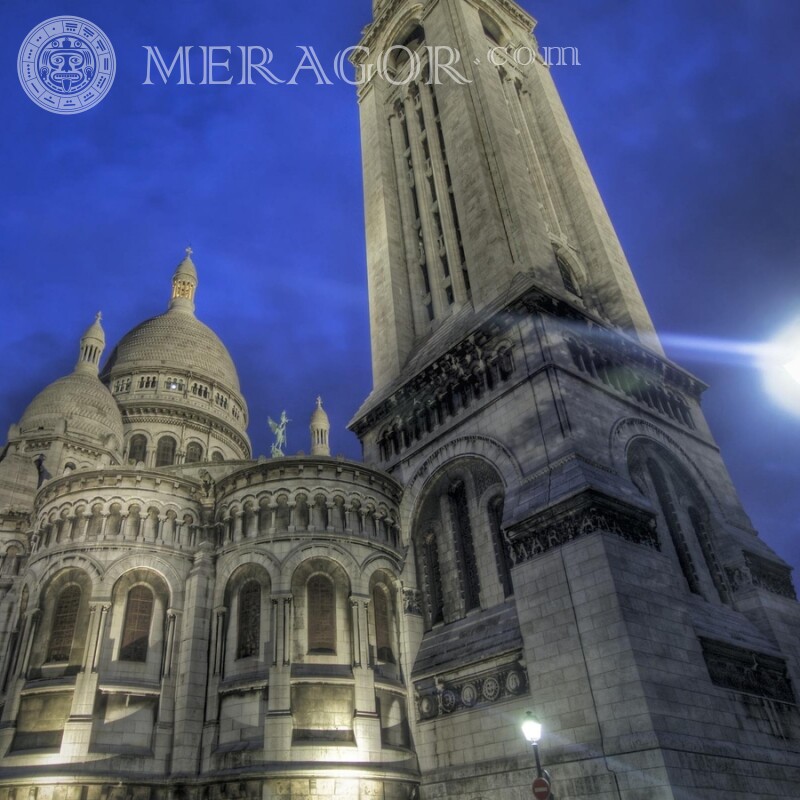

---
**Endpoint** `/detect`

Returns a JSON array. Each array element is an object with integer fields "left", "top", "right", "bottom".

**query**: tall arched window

[
  {"left": 421, "top": 530, "right": 444, "bottom": 628},
  {"left": 449, "top": 481, "right": 481, "bottom": 611},
  {"left": 185, "top": 442, "right": 204, "bottom": 464},
  {"left": 556, "top": 253, "right": 581, "bottom": 297},
  {"left": 155, "top": 435, "right": 177, "bottom": 467},
  {"left": 373, "top": 586, "right": 394, "bottom": 663},
  {"left": 307, "top": 574, "right": 336, "bottom": 654},
  {"left": 46, "top": 585, "right": 81, "bottom": 663},
  {"left": 237, "top": 580, "right": 261, "bottom": 659},
  {"left": 128, "top": 434, "right": 147, "bottom": 465},
  {"left": 120, "top": 585, "right": 154, "bottom": 662},
  {"left": 647, "top": 459, "right": 701, "bottom": 596}
]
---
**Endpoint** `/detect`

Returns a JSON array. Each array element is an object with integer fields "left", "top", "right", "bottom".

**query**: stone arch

[
  {"left": 106, "top": 567, "right": 172, "bottom": 669},
  {"left": 409, "top": 455, "right": 508, "bottom": 628},
  {"left": 369, "top": 568, "right": 400, "bottom": 670},
  {"left": 0, "top": 542, "right": 25, "bottom": 576},
  {"left": 280, "top": 542, "right": 361, "bottom": 594},
  {"left": 360, "top": 553, "right": 403, "bottom": 585},
  {"left": 610, "top": 417, "right": 727, "bottom": 520},
  {"left": 221, "top": 561, "right": 272, "bottom": 669},
  {"left": 401, "top": 435, "right": 521, "bottom": 540},
  {"left": 380, "top": 7, "right": 427, "bottom": 67},
  {"left": 290, "top": 555, "right": 352, "bottom": 663},
  {"left": 214, "top": 549, "right": 281, "bottom": 607},
  {"left": 552, "top": 242, "right": 587, "bottom": 296},
  {"left": 126, "top": 430, "right": 150, "bottom": 465},
  {"left": 626, "top": 435, "right": 731, "bottom": 604},
  {"left": 28, "top": 565, "right": 94, "bottom": 674},
  {"left": 102, "top": 554, "right": 184, "bottom": 608},
  {"left": 31, "top": 552, "right": 104, "bottom": 601}
]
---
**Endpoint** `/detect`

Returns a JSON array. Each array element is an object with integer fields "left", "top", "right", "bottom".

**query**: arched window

[
  {"left": 421, "top": 530, "right": 444, "bottom": 628},
  {"left": 128, "top": 434, "right": 147, "bottom": 465},
  {"left": 46, "top": 585, "right": 81, "bottom": 663},
  {"left": 185, "top": 442, "right": 204, "bottom": 464},
  {"left": 647, "top": 459, "right": 701, "bottom": 596},
  {"left": 373, "top": 586, "right": 394, "bottom": 663},
  {"left": 120, "top": 585, "right": 154, "bottom": 662},
  {"left": 237, "top": 581, "right": 261, "bottom": 659},
  {"left": 211, "top": 451, "right": 224, "bottom": 462},
  {"left": 155, "top": 436, "right": 177, "bottom": 467},
  {"left": 556, "top": 253, "right": 581, "bottom": 297},
  {"left": 307, "top": 574, "right": 336, "bottom": 654},
  {"left": 449, "top": 481, "right": 480, "bottom": 611}
]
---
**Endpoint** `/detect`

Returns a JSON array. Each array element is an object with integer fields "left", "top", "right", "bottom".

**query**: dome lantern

[
  {"left": 75, "top": 311, "right": 105, "bottom": 375},
  {"left": 169, "top": 247, "right": 198, "bottom": 313},
  {"left": 310, "top": 396, "right": 331, "bottom": 457}
]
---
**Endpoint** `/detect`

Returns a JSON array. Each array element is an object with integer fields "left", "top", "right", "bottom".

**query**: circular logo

[{"left": 18, "top": 16, "right": 115, "bottom": 114}]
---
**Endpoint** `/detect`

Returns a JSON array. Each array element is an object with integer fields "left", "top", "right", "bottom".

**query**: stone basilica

[{"left": 1, "top": 1, "right": 800, "bottom": 799}]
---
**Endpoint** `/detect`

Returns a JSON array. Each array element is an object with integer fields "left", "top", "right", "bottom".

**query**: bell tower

[
  {"left": 350, "top": 2, "right": 800, "bottom": 799},
  {"left": 353, "top": 0, "right": 661, "bottom": 396}
]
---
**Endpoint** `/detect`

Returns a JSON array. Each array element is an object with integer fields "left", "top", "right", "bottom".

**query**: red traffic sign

[{"left": 532, "top": 776, "right": 551, "bottom": 800}]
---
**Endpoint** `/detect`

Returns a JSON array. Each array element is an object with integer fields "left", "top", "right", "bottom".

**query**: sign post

[{"left": 532, "top": 775, "right": 551, "bottom": 800}]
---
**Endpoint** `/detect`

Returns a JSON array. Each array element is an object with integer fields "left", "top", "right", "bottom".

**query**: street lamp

[
  {"left": 521, "top": 712, "right": 544, "bottom": 776},
  {"left": 522, "top": 712, "right": 555, "bottom": 800}
]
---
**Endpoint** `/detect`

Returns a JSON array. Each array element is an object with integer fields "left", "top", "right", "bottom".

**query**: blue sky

[{"left": 1, "top": 1, "right": 799, "bottom": 578}]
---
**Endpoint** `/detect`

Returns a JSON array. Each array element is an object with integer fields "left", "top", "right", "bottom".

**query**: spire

[
  {"left": 168, "top": 246, "right": 198, "bottom": 313},
  {"left": 75, "top": 312, "right": 105, "bottom": 375},
  {"left": 309, "top": 396, "right": 331, "bottom": 456}
]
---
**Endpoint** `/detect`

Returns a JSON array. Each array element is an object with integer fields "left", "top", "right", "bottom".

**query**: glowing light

[
  {"left": 762, "top": 320, "right": 800, "bottom": 413},
  {"left": 521, "top": 713, "right": 542, "bottom": 744},
  {"left": 785, "top": 355, "right": 800, "bottom": 385}
]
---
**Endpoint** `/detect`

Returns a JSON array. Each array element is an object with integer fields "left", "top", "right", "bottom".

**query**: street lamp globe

[{"left": 521, "top": 713, "right": 542, "bottom": 745}]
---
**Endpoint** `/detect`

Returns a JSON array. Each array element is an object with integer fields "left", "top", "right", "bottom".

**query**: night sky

[{"left": 1, "top": 1, "right": 799, "bottom": 579}]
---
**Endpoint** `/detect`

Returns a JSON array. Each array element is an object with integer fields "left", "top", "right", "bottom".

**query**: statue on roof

[{"left": 268, "top": 410, "right": 290, "bottom": 457}]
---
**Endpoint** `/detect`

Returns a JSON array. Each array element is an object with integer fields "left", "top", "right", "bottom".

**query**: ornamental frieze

[
  {"left": 507, "top": 491, "right": 659, "bottom": 564},
  {"left": 415, "top": 660, "right": 528, "bottom": 721},
  {"left": 700, "top": 638, "right": 796, "bottom": 705},
  {"left": 726, "top": 552, "right": 797, "bottom": 600}
]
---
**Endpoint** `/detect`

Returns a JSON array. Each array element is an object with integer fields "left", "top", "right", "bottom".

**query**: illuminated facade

[{"left": 1, "top": 1, "right": 800, "bottom": 799}]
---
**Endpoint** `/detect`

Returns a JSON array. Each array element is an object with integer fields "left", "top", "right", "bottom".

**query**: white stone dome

[
  {"left": 101, "top": 308, "right": 241, "bottom": 392},
  {"left": 19, "top": 372, "right": 124, "bottom": 450}
]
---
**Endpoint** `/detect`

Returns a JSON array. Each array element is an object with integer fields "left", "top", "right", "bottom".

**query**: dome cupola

[
  {"left": 309, "top": 396, "right": 331, "bottom": 457},
  {"left": 169, "top": 247, "right": 198, "bottom": 313},
  {"left": 100, "top": 251, "right": 251, "bottom": 465},
  {"left": 17, "top": 313, "right": 124, "bottom": 460}
]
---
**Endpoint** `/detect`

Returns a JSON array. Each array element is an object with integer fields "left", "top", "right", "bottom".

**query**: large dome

[
  {"left": 19, "top": 372, "right": 124, "bottom": 450},
  {"left": 101, "top": 308, "right": 241, "bottom": 392}
]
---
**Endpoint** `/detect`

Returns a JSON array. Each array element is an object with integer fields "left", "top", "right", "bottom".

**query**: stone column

[
  {"left": 64, "top": 601, "right": 109, "bottom": 758},
  {"left": 162, "top": 608, "right": 179, "bottom": 677},
  {"left": 265, "top": 592, "right": 294, "bottom": 761},
  {"left": 171, "top": 543, "right": 214, "bottom": 775},
  {"left": 351, "top": 594, "right": 379, "bottom": 751}
]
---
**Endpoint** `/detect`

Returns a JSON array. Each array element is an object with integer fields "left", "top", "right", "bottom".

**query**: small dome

[
  {"left": 101, "top": 310, "right": 241, "bottom": 392},
  {"left": 174, "top": 249, "right": 198, "bottom": 282},
  {"left": 309, "top": 396, "right": 331, "bottom": 457},
  {"left": 19, "top": 372, "right": 124, "bottom": 450},
  {"left": 311, "top": 396, "right": 330, "bottom": 426}
]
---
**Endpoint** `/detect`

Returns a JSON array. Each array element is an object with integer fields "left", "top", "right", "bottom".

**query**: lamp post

[
  {"left": 521, "top": 713, "right": 543, "bottom": 777},
  {"left": 522, "top": 712, "right": 555, "bottom": 800}
]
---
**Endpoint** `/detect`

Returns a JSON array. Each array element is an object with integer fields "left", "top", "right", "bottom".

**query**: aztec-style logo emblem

[{"left": 18, "top": 16, "right": 115, "bottom": 114}]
